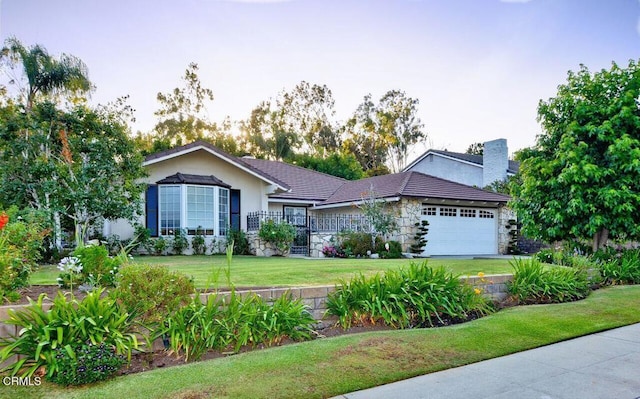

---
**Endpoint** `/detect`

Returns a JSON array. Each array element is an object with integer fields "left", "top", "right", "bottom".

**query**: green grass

[
  {"left": 4, "top": 285, "right": 640, "bottom": 399},
  {"left": 30, "top": 256, "right": 515, "bottom": 288}
]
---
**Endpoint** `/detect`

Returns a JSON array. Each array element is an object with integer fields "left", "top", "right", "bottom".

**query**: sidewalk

[{"left": 333, "top": 323, "right": 640, "bottom": 399}]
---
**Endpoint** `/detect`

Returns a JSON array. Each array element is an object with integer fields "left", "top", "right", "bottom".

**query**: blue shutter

[
  {"left": 230, "top": 189, "right": 241, "bottom": 231},
  {"left": 146, "top": 185, "right": 158, "bottom": 237}
]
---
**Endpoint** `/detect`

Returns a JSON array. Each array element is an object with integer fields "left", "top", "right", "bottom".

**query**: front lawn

[
  {"left": 29, "top": 256, "right": 516, "bottom": 288},
  {"left": 4, "top": 285, "right": 639, "bottom": 399}
]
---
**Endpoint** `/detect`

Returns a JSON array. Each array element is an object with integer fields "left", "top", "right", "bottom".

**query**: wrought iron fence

[{"left": 246, "top": 211, "right": 370, "bottom": 233}]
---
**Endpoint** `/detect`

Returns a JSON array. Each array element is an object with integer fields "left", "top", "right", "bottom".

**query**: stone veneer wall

[{"left": 497, "top": 206, "right": 516, "bottom": 255}]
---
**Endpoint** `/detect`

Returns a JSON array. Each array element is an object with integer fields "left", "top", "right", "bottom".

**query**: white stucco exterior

[{"left": 407, "top": 154, "right": 484, "bottom": 187}]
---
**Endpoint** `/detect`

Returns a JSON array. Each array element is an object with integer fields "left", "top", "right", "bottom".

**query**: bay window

[{"left": 158, "top": 184, "right": 229, "bottom": 236}]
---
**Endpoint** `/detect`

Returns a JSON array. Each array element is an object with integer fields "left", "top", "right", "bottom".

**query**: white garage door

[{"left": 420, "top": 205, "right": 497, "bottom": 256}]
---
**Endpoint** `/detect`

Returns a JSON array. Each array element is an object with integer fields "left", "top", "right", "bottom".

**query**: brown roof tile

[
  {"left": 319, "top": 171, "right": 510, "bottom": 206},
  {"left": 241, "top": 157, "right": 346, "bottom": 202}
]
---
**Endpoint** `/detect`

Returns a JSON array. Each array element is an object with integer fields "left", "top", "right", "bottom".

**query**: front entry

[{"left": 284, "top": 206, "right": 309, "bottom": 256}]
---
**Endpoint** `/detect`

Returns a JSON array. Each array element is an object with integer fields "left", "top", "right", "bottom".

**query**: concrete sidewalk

[{"left": 334, "top": 323, "right": 640, "bottom": 399}]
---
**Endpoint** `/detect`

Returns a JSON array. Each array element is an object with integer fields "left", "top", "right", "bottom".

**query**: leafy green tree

[
  {"left": 154, "top": 62, "right": 215, "bottom": 145},
  {"left": 241, "top": 101, "right": 300, "bottom": 160},
  {"left": 466, "top": 142, "right": 483, "bottom": 155},
  {"left": 343, "top": 91, "right": 425, "bottom": 173},
  {"left": 0, "top": 101, "right": 146, "bottom": 247},
  {"left": 276, "top": 81, "right": 338, "bottom": 155},
  {"left": 342, "top": 94, "right": 389, "bottom": 173},
  {"left": 512, "top": 60, "right": 640, "bottom": 251},
  {"left": 289, "top": 152, "right": 364, "bottom": 180},
  {"left": 1, "top": 37, "right": 92, "bottom": 110},
  {"left": 377, "top": 90, "right": 425, "bottom": 172}
]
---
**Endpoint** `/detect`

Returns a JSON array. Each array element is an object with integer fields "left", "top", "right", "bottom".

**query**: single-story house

[
  {"left": 108, "top": 140, "right": 513, "bottom": 257},
  {"left": 404, "top": 138, "right": 519, "bottom": 188}
]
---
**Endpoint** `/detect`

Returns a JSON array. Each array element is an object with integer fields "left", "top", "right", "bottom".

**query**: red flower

[{"left": 0, "top": 212, "right": 7, "bottom": 230}]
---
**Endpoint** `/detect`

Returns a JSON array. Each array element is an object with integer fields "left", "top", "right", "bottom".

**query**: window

[
  {"left": 460, "top": 209, "right": 476, "bottom": 218},
  {"left": 440, "top": 207, "right": 457, "bottom": 217},
  {"left": 159, "top": 185, "right": 181, "bottom": 235},
  {"left": 421, "top": 205, "right": 437, "bottom": 216},
  {"left": 186, "top": 186, "right": 215, "bottom": 235},
  {"left": 157, "top": 184, "right": 230, "bottom": 236},
  {"left": 218, "top": 188, "right": 229, "bottom": 236},
  {"left": 284, "top": 206, "right": 306, "bottom": 226},
  {"left": 479, "top": 210, "right": 495, "bottom": 219}
]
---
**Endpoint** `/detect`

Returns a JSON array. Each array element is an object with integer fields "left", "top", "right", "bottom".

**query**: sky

[{"left": 1, "top": 0, "right": 639, "bottom": 156}]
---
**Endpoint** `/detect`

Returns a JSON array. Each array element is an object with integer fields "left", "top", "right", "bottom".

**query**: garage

[{"left": 420, "top": 205, "right": 497, "bottom": 256}]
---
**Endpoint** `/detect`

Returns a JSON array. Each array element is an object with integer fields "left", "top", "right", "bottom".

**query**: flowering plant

[{"left": 57, "top": 256, "right": 83, "bottom": 290}]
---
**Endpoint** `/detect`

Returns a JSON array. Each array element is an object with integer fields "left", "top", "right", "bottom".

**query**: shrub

[
  {"left": 170, "top": 229, "right": 189, "bottom": 255},
  {"left": 152, "top": 236, "right": 167, "bottom": 255},
  {"left": 227, "top": 229, "right": 251, "bottom": 255},
  {"left": 507, "top": 258, "right": 591, "bottom": 304},
  {"left": 109, "top": 264, "right": 195, "bottom": 325},
  {"left": 191, "top": 228, "right": 207, "bottom": 255},
  {"left": 258, "top": 220, "right": 296, "bottom": 256},
  {"left": 599, "top": 249, "right": 640, "bottom": 285},
  {"left": 0, "top": 209, "right": 49, "bottom": 301},
  {"left": 376, "top": 240, "right": 403, "bottom": 259},
  {"left": 0, "top": 290, "right": 138, "bottom": 379},
  {"left": 163, "top": 291, "right": 316, "bottom": 361},
  {"left": 57, "top": 245, "right": 121, "bottom": 289},
  {"left": 47, "top": 342, "right": 126, "bottom": 386},
  {"left": 338, "top": 231, "right": 374, "bottom": 257},
  {"left": 73, "top": 245, "right": 120, "bottom": 287},
  {"left": 326, "top": 260, "right": 493, "bottom": 329}
]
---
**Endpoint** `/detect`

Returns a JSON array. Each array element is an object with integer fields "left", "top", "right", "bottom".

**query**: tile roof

[
  {"left": 144, "top": 142, "right": 511, "bottom": 207},
  {"left": 318, "top": 171, "right": 510, "bottom": 207},
  {"left": 156, "top": 173, "right": 231, "bottom": 188},
  {"left": 240, "top": 157, "right": 347, "bottom": 202}
]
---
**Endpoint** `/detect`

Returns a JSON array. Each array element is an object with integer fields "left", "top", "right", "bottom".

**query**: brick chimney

[{"left": 483, "top": 138, "right": 508, "bottom": 187}]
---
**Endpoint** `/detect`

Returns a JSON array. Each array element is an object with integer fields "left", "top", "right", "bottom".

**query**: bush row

[
  {"left": 322, "top": 232, "right": 403, "bottom": 259},
  {"left": 326, "top": 260, "right": 494, "bottom": 328}
]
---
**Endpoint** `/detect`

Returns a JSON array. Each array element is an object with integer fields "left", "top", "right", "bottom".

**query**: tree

[
  {"left": 154, "top": 63, "right": 215, "bottom": 145},
  {"left": 241, "top": 101, "right": 300, "bottom": 160},
  {"left": 512, "top": 60, "right": 640, "bottom": 251},
  {"left": 466, "top": 142, "right": 483, "bottom": 155},
  {"left": 1, "top": 37, "right": 92, "bottom": 110},
  {"left": 343, "top": 91, "right": 425, "bottom": 174},
  {"left": 357, "top": 186, "right": 398, "bottom": 248},
  {"left": 0, "top": 101, "right": 147, "bottom": 247},
  {"left": 289, "top": 152, "right": 365, "bottom": 180},
  {"left": 342, "top": 94, "right": 389, "bottom": 173},
  {"left": 276, "top": 81, "right": 339, "bottom": 155},
  {"left": 377, "top": 90, "right": 425, "bottom": 172}
]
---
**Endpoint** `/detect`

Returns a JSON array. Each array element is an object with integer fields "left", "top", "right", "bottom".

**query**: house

[
  {"left": 108, "top": 140, "right": 513, "bottom": 257},
  {"left": 403, "top": 138, "right": 519, "bottom": 188}
]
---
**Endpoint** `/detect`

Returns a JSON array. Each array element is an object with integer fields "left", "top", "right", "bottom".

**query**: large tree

[
  {"left": 377, "top": 90, "right": 425, "bottom": 172},
  {"left": 1, "top": 37, "right": 92, "bottom": 110},
  {"left": 512, "top": 60, "right": 640, "bottom": 251},
  {"left": 0, "top": 101, "right": 147, "bottom": 246},
  {"left": 343, "top": 91, "right": 425, "bottom": 174},
  {"left": 154, "top": 62, "right": 215, "bottom": 145}
]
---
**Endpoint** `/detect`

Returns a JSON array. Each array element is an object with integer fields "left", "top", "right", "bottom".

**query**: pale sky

[{"left": 1, "top": 0, "right": 638, "bottom": 155}]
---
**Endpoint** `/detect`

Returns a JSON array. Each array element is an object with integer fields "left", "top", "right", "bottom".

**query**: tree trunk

[{"left": 592, "top": 228, "right": 609, "bottom": 252}]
